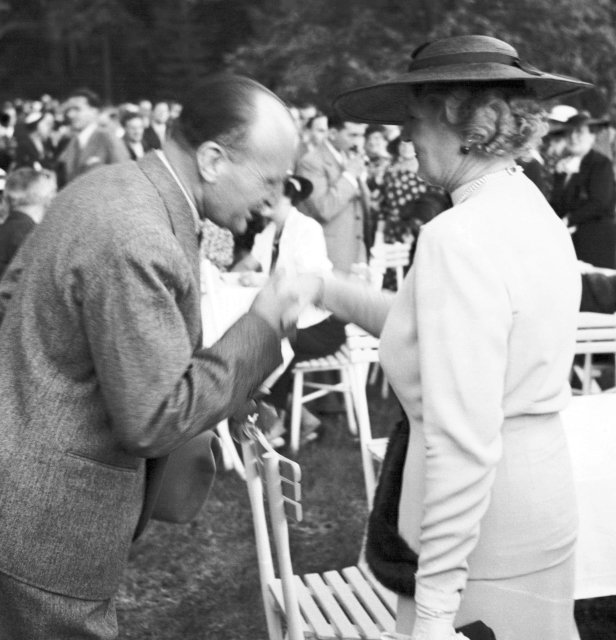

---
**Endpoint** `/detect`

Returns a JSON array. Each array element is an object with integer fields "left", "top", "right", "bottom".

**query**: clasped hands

[{"left": 248, "top": 269, "right": 325, "bottom": 336}]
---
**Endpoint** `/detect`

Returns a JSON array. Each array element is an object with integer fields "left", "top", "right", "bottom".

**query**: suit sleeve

[
  {"left": 297, "top": 152, "right": 359, "bottom": 223},
  {"left": 411, "top": 223, "right": 511, "bottom": 621},
  {"left": 82, "top": 231, "right": 282, "bottom": 458}
]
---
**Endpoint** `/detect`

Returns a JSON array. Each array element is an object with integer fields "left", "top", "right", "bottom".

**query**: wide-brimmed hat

[
  {"left": 563, "top": 110, "right": 611, "bottom": 131},
  {"left": 334, "top": 35, "right": 592, "bottom": 125},
  {"left": 284, "top": 174, "right": 313, "bottom": 202}
]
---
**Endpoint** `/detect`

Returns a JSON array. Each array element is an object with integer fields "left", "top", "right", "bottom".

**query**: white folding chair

[
  {"left": 368, "top": 240, "right": 412, "bottom": 292},
  {"left": 573, "top": 312, "right": 616, "bottom": 394},
  {"left": 366, "top": 241, "right": 412, "bottom": 398},
  {"left": 289, "top": 344, "right": 358, "bottom": 454},
  {"left": 242, "top": 428, "right": 397, "bottom": 640},
  {"left": 288, "top": 323, "right": 382, "bottom": 456}
]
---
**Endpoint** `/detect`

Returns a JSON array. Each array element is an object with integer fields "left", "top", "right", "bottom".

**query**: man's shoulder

[{"left": 54, "top": 161, "right": 161, "bottom": 228}]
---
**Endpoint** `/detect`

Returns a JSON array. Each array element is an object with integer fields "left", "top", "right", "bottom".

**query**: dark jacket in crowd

[
  {"left": 0, "top": 210, "right": 35, "bottom": 280},
  {"left": 551, "top": 149, "right": 616, "bottom": 268}
]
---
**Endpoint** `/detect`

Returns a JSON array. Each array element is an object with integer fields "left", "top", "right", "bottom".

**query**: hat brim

[{"left": 334, "top": 65, "right": 593, "bottom": 125}]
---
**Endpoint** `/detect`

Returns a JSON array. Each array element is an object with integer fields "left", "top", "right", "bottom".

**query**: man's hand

[
  {"left": 345, "top": 152, "right": 367, "bottom": 179},
  {"left": 249, "top": 270, "right": 301, "bottom": 336}
]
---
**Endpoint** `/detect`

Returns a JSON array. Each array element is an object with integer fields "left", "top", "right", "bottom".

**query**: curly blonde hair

[{"left": 412, "top": 83, "right": 549, "bottom": 158}]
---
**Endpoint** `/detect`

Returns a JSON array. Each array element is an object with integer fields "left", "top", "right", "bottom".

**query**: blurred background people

[
  {"left": 379, "top": 136, "right": 450, "bottom": 285},
  {"left": 121, "top": 111, "right": 151, "bottom": 161},
  {"left": 364, "top": 124, "right": 392, "bottom": 247},
  {"left": 138, "top": 99, "right": 152, "bottom": 128},
  {"left": 0, "top": 167, "right": 57, "bottom": 279},
  {"left": 13, "top": 110, "right": 57, "bottom": 172},
  {"left": 550, "top": 110, "right": 616, "bottom": 268},
  {"left": 143, "top": 100, "right": 171, "bottom": 150},
  {"left": 297, "top": 113, "right": 368, "bottom": 273},
  {"left": 57, "top": 88, "right": 129, "bottom": 187},
  {"left": 297, "top": 111, "right": 328, "bottom": 160}
]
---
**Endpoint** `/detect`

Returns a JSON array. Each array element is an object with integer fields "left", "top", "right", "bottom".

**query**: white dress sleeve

[{"left": 411, "top": 221, "right": 512, "bottom": 621}]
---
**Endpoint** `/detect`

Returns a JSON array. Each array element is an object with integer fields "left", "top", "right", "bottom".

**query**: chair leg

[
  {"left": 380, "top": 369, "right": 389, "bottom": 399},
  {"left": 217, "top": 420, "right": 246, "bottom": 480},
  {"left": 368, "top": 362, "right": 380, "bottom": 386},
  {"left": 583, "top": 354, "right": 592, "bottom": 394},
  {"left": 289, "top": 370, "right": 304, "bottom": 454},
  {"left": 340, "top": 367, "right": 358, "bottom": 435},
  {"left": 349, "top": 364, "right": 377, "bottom": 508}
]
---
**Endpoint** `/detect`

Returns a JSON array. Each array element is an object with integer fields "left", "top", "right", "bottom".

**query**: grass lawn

[{"left": 118, "top": 388, "right": 616, "bottom": 639}]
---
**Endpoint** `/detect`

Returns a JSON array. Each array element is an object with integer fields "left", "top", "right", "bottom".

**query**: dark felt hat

[
  {"left": 334, "top": 35, "right": 592, "bottom": 125},
  {"left": 563, "top": 110, "right": 611, "bottom": 131}
]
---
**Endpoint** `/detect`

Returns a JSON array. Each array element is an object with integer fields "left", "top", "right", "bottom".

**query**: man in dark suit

[
  {"left": 143, "top": 99, "right": 171, "bottom": 150},
  {"left": 121, "top": 111, "right": 152, "bottom": 160},
  {"left": 0, "top": 166, "right": 57, "bottom": 279},
  {"left": 57, "top": 87, "right": 130, "bottom": 187},
  {"left": 0, "top": 75, "right": 299, "bottom": 639}
]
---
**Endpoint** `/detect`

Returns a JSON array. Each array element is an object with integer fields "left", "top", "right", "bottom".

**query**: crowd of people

[{"left": 0, "top": 32, "right": 615, "bottom": 640}]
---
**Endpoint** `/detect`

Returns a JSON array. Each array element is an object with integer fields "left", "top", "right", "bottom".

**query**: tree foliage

[{"left": 0, "top": 0, "right": 615, "bottom": 110}]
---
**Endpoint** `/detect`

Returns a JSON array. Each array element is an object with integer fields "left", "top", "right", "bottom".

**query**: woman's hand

[{"left": 249, "top": 270, "right": 301, "bottom": 336}]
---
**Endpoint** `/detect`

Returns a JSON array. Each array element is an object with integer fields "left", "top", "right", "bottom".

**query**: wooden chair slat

[
  {"left": 322, "top": 570, "right": 382, "bottom": 639},
  {"left": 293, "top": 575, "right": 338, "bottom": 640},
  {"left": 303, "top": 573, "right": 361, "bottom": 640},
  {"left": 269, "top": 580, "right": 313, "bottom": 637},
  {"left": 340, "top": 566, "right": 396, "bottom": 632},
  {"left": 355, "top": 564, "right": 398, "bottom": 614}
]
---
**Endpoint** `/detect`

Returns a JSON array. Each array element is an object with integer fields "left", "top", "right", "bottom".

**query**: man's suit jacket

[
  {"left": 143, "top": 125, "right": 166, "bottom": 150},
  {"left": 0, "top": 209, "right": 35, "bottom": 279},
  {"left": 123, "top": 135, "right": 153, "bottom": 161},
  {"left": 0, "top": 152, "right": 282, "bottom": 600},
  {"left": 297, "top": 143, "right": 367, "bottom": 273},
  {"left": 58, "top": 126, "right": 130, "bottom": 185}
]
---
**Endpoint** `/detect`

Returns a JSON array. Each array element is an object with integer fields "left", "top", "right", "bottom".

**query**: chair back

[
  {"left": 574, "top": 312, "right": 616, "bottom": 393},
  {"left": 242, "top": 430, "right": 305, "bottom": 640},
  {"left": 369, "top": 241, "right": 412, "bottom": 290}
]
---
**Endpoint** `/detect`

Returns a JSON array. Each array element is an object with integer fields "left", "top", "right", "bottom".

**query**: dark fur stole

[{"left": 365, "top": 413, "right": 497, "bottom": 640}]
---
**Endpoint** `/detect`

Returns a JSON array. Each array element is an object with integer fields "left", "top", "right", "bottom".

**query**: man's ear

[{"left": 196, "top": 141, "right": 225, "bottom": 183}]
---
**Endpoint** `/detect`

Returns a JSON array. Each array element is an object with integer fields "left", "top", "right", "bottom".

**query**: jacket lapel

[
  {"left": 138, "top": 152, "right": 201, "bottom": 288},
  {"left": 132, "top": 152, "right": 203, "bottom": 540}
]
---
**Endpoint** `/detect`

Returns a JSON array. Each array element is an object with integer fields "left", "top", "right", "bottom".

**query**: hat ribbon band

[{"left": 408, "top": 51, "right": 542, "bottom": 76}]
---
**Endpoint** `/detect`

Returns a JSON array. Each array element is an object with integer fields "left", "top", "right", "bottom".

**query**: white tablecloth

[
  {"left": 562, "top": 393, "right": 616, "bottom": 599},
  {"left": 200, "top": 265, "right": 293, "bottom": 388}
]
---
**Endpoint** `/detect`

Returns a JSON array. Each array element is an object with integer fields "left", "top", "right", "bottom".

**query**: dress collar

[{"left": 450, "top": 165, "right": 521, "bottom": 205}]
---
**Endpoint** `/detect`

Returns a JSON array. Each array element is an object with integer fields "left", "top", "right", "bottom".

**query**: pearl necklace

[{"left": 453, "top": 165, "right": 520, "bottom": 204}]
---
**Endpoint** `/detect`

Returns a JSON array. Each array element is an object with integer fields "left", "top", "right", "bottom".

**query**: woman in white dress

[{"left": 299, "top": 35, "right": 589, "bottom": 640}]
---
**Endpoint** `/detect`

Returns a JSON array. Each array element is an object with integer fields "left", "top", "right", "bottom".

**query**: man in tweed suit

[{"left": 0, "top": 75, "right": 299, "bottom": 639}]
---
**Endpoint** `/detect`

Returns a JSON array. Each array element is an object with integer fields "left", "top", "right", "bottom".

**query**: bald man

[{"left": 0, "top": 75, "right": 299, "bottom": 639}]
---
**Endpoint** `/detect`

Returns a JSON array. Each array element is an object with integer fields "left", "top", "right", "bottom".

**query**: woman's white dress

[{"left": 378, "top": 168, "right": 581, "bottom": 639}]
